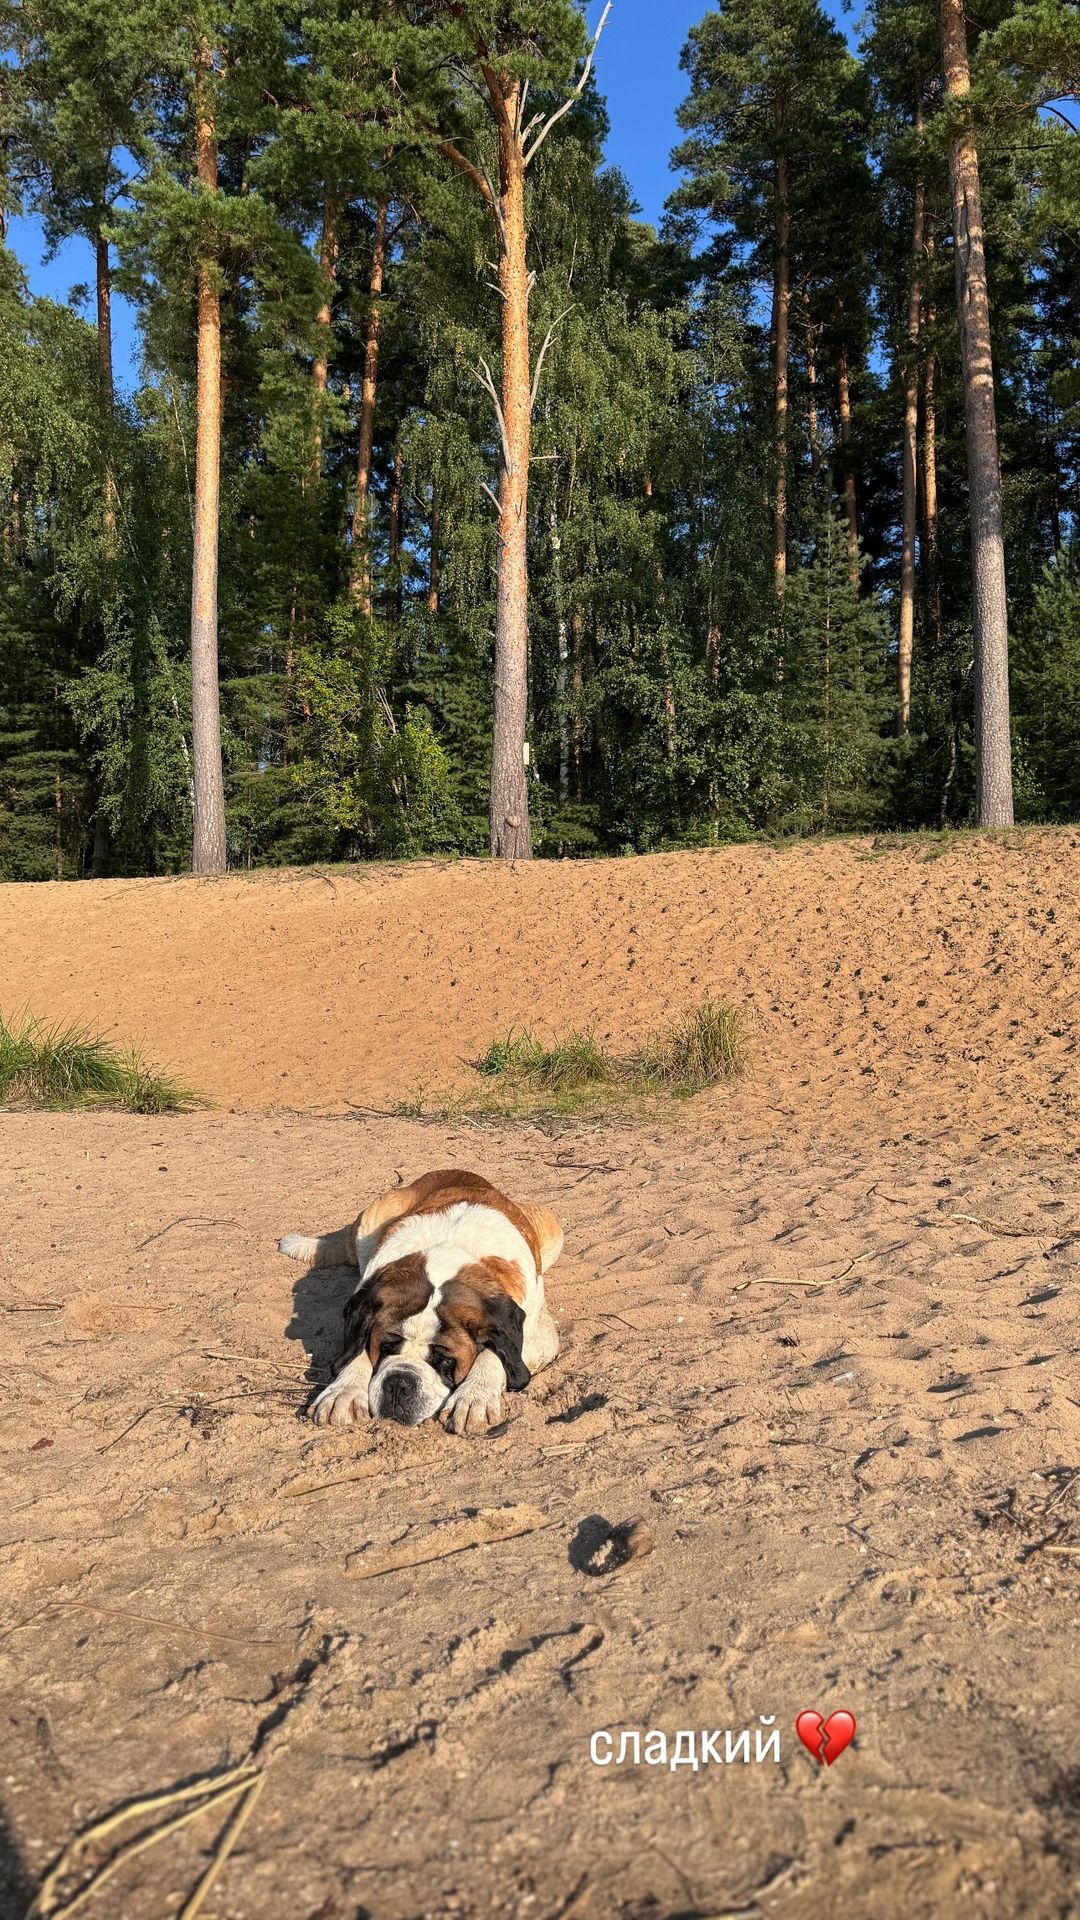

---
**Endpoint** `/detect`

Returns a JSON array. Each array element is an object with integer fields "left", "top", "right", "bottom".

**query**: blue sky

[{"left": 7, "top": 0, "right": 857, "bottom": 387}]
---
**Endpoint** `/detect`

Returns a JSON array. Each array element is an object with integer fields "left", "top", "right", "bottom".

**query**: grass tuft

[
  {"left": 464, "top": 1000, "right": 748, "bottom": 1118},
  {"left": 0, "top": 1011, "right": 200, "bottom": 1114},
  {"left": 474, "top": 1028, "right": 614, "bottom": 1092},
  {"left": 635, "top": 997, "right": 748, "bottom": 1095}
]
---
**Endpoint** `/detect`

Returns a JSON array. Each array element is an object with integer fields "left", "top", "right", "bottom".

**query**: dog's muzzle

[{"left": 372, "top": 1366, "right": 426, "bottom": 1426}]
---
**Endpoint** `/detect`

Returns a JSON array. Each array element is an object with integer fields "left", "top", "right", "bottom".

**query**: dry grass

[
  {"left": 634, "top": 997, "right": 747, "bottom": 1094},
  {"left": 442, "top": 1001, "right": 749, "bottom": 1120}
]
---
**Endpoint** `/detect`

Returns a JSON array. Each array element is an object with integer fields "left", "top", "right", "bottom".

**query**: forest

[{"left": 0, "top": 0, "right": 1077, "bottom": 879}]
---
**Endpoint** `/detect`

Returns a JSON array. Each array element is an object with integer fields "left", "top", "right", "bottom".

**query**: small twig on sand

[
  {"left": 1043, "top": 1544, "right": 1080, "bottom": 1556},
  {"left": 3, "top": 1300, "right": 63, "bottom": 1313},
  {"left": 178, "top": 1771, "right": 267, "bottom": 1920},
  {"left": 350, "top": 1515, "right": 560, "bottom": 1580},
  {"left": 135, "top": 1216, "right": 235, "bottom": 1251},
  {"left": 946, "top": 1211, "right": 1046, "bottom": 1238},
  {"left": 551, "top": 1872, "right": 592, "bottom": 1920},
  {"left": 26, "top": 1764, "right": 263, "bottom": 1920},
  {"left": 23, "top": 1598, "right": 291, "bottom": 1649},
  {"left": 284, "top": 1459, "right": 435, "bottom": 1499},
  {"left": 736, "top": 1275, "right": 838, "bottom": 1291},
  {"left": 97, "top": 1407, "right": 160, "bottom": 1453}
]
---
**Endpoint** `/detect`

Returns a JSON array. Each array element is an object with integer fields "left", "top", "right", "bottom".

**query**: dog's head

[{"left": 344, "top": 1253, "right": 531, "bottom": 1426}]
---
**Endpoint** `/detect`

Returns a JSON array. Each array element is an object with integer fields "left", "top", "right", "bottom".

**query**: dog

[{"left": 279, "top": 1169, "right": 563, "bottom": 1434}]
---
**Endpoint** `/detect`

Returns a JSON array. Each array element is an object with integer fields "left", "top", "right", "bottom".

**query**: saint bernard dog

[{"left": 279, "top": 1169, "right": 563, "bottom": 1434}]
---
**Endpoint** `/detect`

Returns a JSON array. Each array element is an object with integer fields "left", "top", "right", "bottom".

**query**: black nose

[{"left": 378, "top": 1370, "right": 422, "bottom": 1426}]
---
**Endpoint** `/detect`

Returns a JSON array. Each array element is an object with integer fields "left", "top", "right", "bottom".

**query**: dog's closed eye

[{"left": 431, "top": 1349, "right": 459, "bottom": 1387}]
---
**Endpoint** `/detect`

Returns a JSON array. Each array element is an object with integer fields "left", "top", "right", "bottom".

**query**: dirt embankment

[{"left": 3, "top": 831, "right": 1080, "bottom": 1148}]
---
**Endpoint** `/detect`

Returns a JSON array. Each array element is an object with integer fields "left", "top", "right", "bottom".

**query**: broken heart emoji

[{"left": 795, "top": 1709, "right": 857, "bottom": 1766}]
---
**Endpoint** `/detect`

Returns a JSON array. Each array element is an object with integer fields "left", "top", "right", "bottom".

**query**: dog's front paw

[
  {"left": 310, "top": 1356, "right": 372, "bottom": 1427},
  {"left": 439, "top": 1371, "right": 504, "bottom": 1436}
]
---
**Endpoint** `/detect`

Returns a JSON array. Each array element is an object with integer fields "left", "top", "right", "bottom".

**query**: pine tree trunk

[
  {"left": 772, "top": 154, "right": 790, "bottom": 597},
  {"left": 350, "top": 196, "right": 388, "bottom": 614},
  {"left": 489, "top": 93, "right": 532, "bottom": 860},
  {"left": 939, "top": 0, "right": 1013, "bottom": 826},
  {"left": 922, "top": 279, "right": 944, "bottom": 656},
  {"left": 312, "top": 190, "right": 339, "bottom": 469},
  {"left": 898, "top": 107, "right": 925, "bottom": 734},
  {"left": 836, "top": 321, "right": 859, "bottom": 578},
  {"left": 190, "top": 36, "right": 227, "bottom": 875}
]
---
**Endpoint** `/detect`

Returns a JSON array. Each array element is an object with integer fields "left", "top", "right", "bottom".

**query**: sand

[{"left": 2, "top": 835, "right": 1080, "bottom": 1919}]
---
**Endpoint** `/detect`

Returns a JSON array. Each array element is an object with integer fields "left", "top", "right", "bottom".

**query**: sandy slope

[
  {"left": 2, "top": 838, "right": 1080, "bottom": 1919},
  {"left": 3, "top": 830, "right": 1080, "bottom": 1147}
]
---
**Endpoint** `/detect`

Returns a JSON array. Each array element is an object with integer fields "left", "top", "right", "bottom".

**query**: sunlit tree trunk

[
  {"left": 836, "top": 327, "right": 859, "bottom": 580},
  {"left": 350, "top": 196, "right": 388, "bottom": 613},
  {"left": 487, "top": 84, "right": 533, "bottom": 860},
  {"left": 939, "top": 0, "right": 1013, "bottom": 826},
  {"left": 803, "top": 287, "right": 821, "bottom": 480},
  {"left": 571, "top": 602, "right": 583, "bottom": 801},
  {"left": 898, "top": 102, "right": 926, "bottom": 734},
  {"left": 772, "top": 153, "right": 790, "bottom": 597},
  {"left": 190, "top": 34, "right": 227, "bottom": 875},
  {"left": 922, "top": 270, "right": 944, "bottom": 656}
]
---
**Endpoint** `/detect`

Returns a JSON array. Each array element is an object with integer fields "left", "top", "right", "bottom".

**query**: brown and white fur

[{"left": 278, "top": 1170, "right": 563, "bottom": 1435}]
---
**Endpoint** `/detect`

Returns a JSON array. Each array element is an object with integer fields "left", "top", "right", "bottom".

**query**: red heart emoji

[{"left": 795, "top": 1709, "right": 857, "bottom": 1766}]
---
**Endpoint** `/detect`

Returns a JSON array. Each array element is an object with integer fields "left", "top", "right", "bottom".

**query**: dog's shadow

[{"left": 284, "top": 1261, "right": 350, "bottom": 1391}]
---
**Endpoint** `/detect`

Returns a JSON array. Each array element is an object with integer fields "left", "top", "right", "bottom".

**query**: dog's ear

[
  {"left": 479, "top": 1294, "right": 531, "bottom": 1391},
  {"left": 342, "top": 1283, "right": 377, "bottom": 1360}
]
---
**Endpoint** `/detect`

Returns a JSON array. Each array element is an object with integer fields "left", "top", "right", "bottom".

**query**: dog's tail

[{"left": 277, "top": 1225, "right": 356, "bottom": 1268}]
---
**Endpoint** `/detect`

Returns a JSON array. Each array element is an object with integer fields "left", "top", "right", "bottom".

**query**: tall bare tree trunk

[
  {"left": 550, "top": 495, "right": 570, "bottom": 805},
  {"left": 388, "top": 440, "right": 403, "bottom": 624},
  {"left": 571, "top": 602, "right": 583, "bottom": 802},
  {"left": 898, "top": 103, "right": 926, "bottom": 734},
  {"left": 312, "top": 190, "right": 339, "bottom": 470},
  {"left": 939, "top": 0, "right": 1013, "bottom": 826},
  {"left": 350, "top": 196, "right": 388, "bottom": 614},
  {"left": 91, "top": 225, "right": 118, "bottom": 877},
  {"left": 803, "top": 287, "right": 821, "bottom": 480},
  {"left": 836, "top": 323, "right": 859, "bottom": 579},
  {"left": 95, "top": 230, "right": 118, "bottom": 554},
  {"left": 488, "top": 85, "right": 532, "bottom": 860},
  {"left": 772, "top": 154, "right": 791, "bottom": 597},
  {"left": 922, "top": 273, "right": 944, "bottom": 656},
  {"left": 190, "top": 36, "right": 227, "bottom": 875},
  {"left": 426, "top": 486, "right": 440, "bottom": 616}
]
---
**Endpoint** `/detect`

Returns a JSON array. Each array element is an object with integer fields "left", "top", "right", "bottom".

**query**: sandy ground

[
  {"left": 3, "top": 840, "right": 1080, "bottom": 1919},
  {"left": 3, "top": 831, "right": 1080, "bottom": 1148}
]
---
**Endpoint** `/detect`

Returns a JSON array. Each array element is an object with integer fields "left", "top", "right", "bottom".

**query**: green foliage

[
  {"left": 1013, "top": 547, "right": 1080, "bottom": 821},
  {"left": 0, "top": 1010, "right": 199, "bottom": 1110},
  {"left": 1, "top": 0, "right": 1078, "bottom": 880},
  {"left": 290, "top": 601, "right": 461, "bottom": 857},
  {"left": 773, "top": 509, "right": 890, "bottom": 832},
  {"left": 475, "top": 1028, "right": 614, "bottom": 1090},
  {"left": 473, "top": 1000, "right": 748, "bottom": 1109}
]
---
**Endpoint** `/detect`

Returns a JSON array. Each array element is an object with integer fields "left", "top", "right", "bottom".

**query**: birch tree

[{"left": 413, "top": 0, "right": 610, "bottom": 860}]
